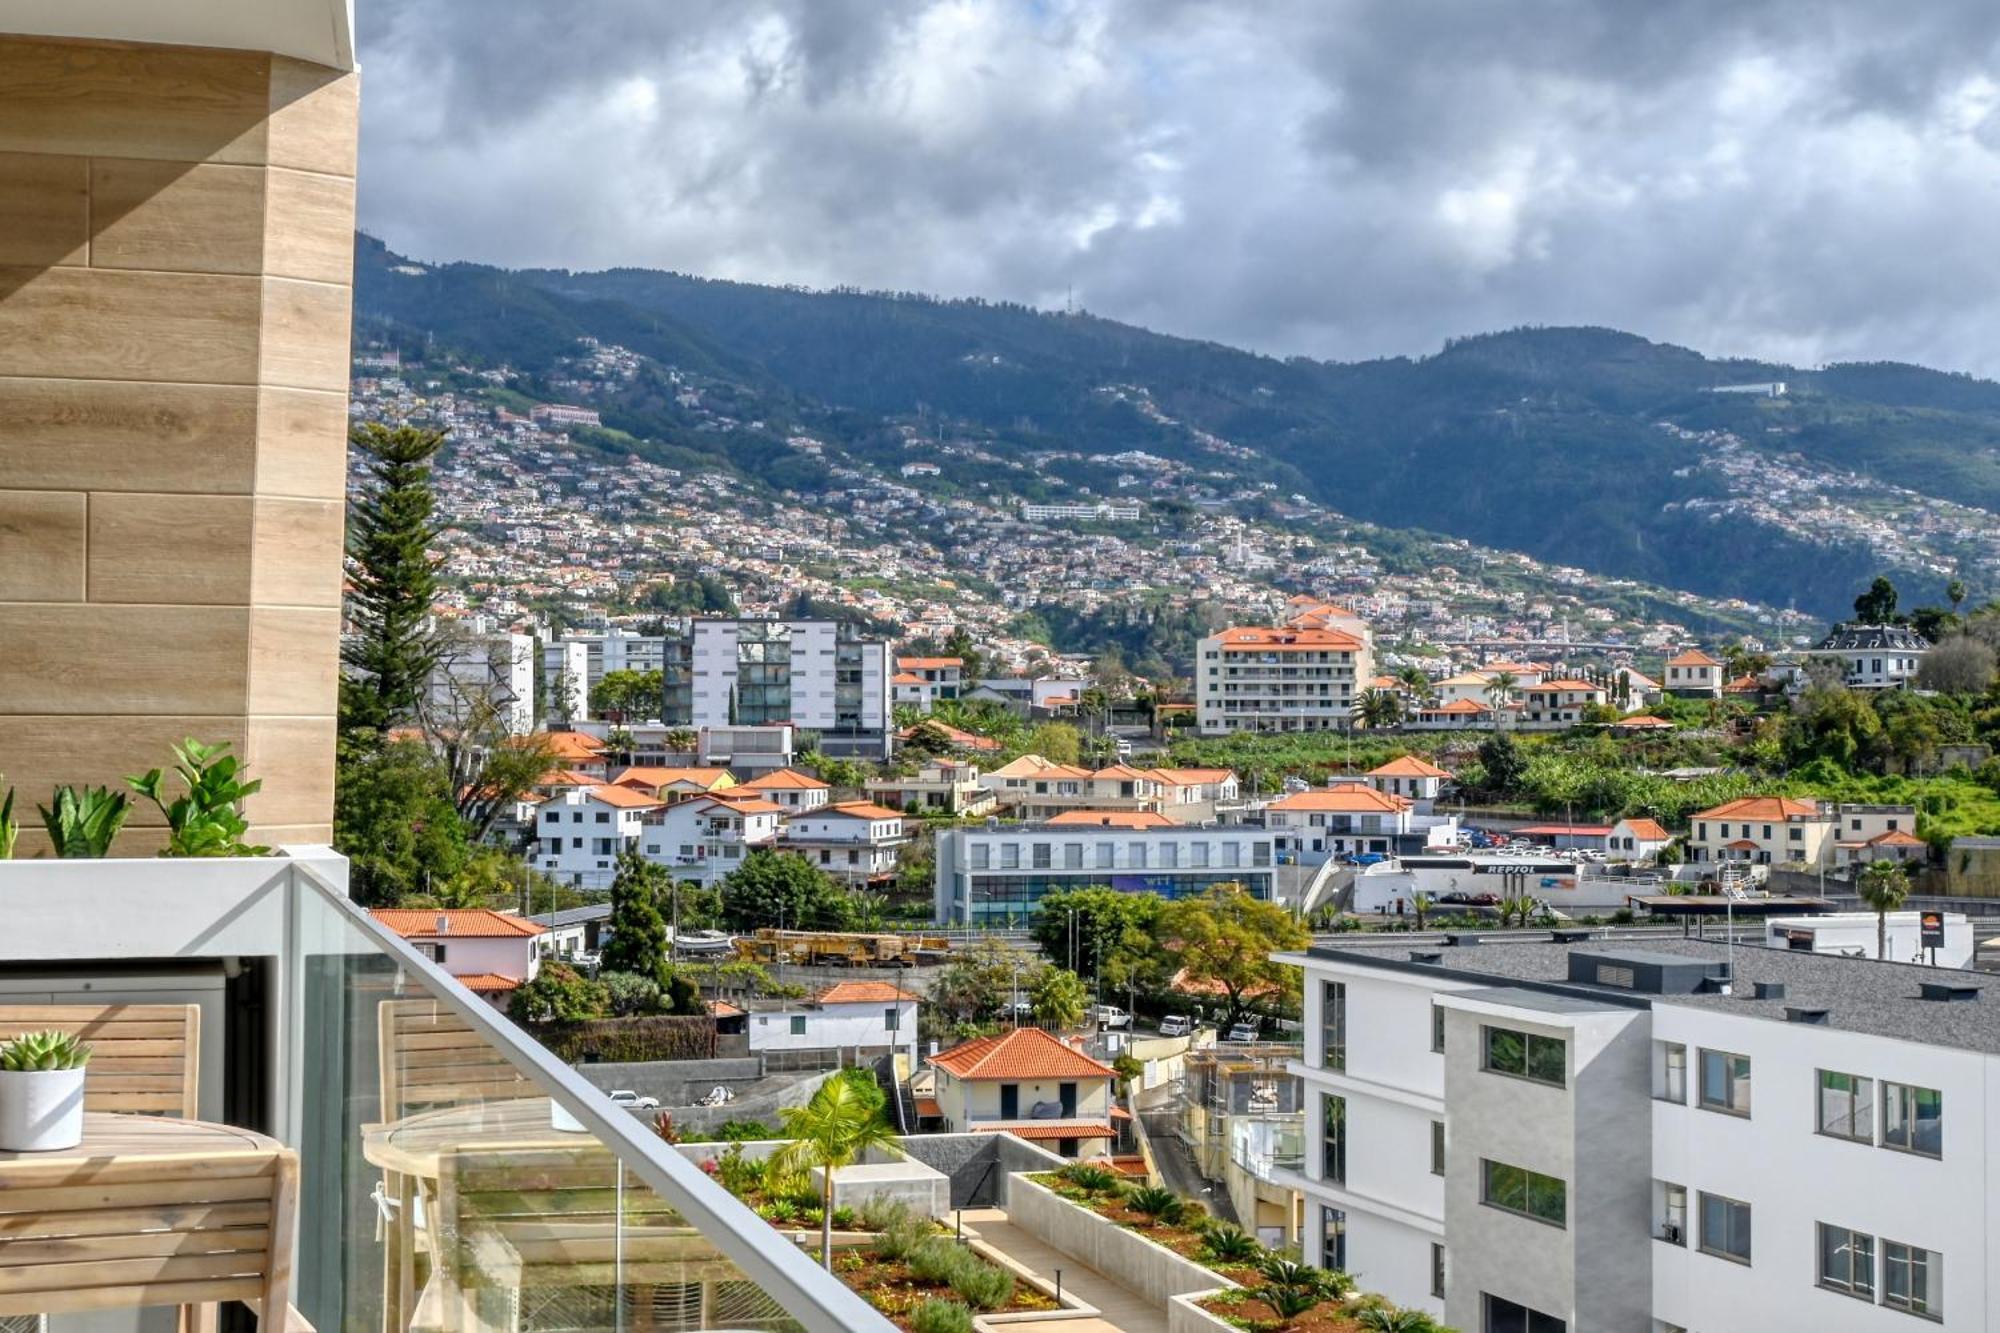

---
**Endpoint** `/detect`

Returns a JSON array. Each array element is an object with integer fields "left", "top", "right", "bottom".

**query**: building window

[
  {"left": 1655, "top": 1041, "right": 1687, "bottom": 1103},
  {"left": 1129, "top": 842, "right": 1148, "bottom": 869},
  {"left": 1655, "top": 1181, "right": 1687, "bottom": 1245},
  {"left": 1431, "top": 1003, "right": 1445, "bottom": 1053},
  {"left": 1482, "top": 1026, "right": 1566, "bottom": 1086},
  {"left": 789, "top": 1015, "right": 807, "bottom": 1036},
  {"left": 1321, "top": 1093, "right": 1345, "bottom": 1185},
  {"left": 1063, "top": 843, "right": 1084, "bottom": 870},
  {"left": 414, "top": 942, "right": 447, "bottom": 964},
  {"left": 1882, "top": 1082, "right": 1942, "bottom": 1157},
  {"left": 1816, "top": 1070, "right": 1873, "bottom": 1142},
  {"left": 1698, "top": 1049, "right": 1751, "bottom": 1116},
  {"left": 1430, "top": 1120, "right": 1445, "bottom": 1176},
  {"left": 1698, "top": 1192, "right": 1751, "bottom": 1264},
  {"left": 1481, "top": 1295, "right": 1565, "bottom": 1333},
  {"left": 884, "top": 1008, "right": 900, "bottom": 1032},
  {"left": 1431, "top": 1242, "right": 1445, "bottom": 1300},
  {"left": 1881, "top": 1241, "right": 1940, "bottom": 1317},
  {"left": 1322, "top": 981, "right": 1345, "bottom": 1071},
  {"left": 1319, "top": 1207, "right": 1345, "bottom": 1271},
  {"left": 1095, "top": 842, "right": 1114, "bottom": 869},
  {"left": 1480, "top": 1160, "right": 1565, "bottom": 1227},
  {"left": 999, "top": 844, "right": 1019, "bottom": 870},
  {"left": 1816, "top": 1223, "right": 1874, "bottom": 1301},
  {"left": 970, "top": 845, "right": 990, "bottom": 870},
  {"left": 1031, "top": 843, "right": 1052, "bottom": 870}
]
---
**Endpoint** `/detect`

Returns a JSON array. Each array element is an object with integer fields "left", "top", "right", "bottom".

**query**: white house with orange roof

[
  {"left": 747, "top": 980, "right": 920, "bottom": 1067},
  {"left": 1517, "top": 677, "right": 1610, "bottom": 730},
  {"left": 1406, "top": 698, "right": 1500, "bottom": 731},
  {"left": 1663, "top": 648, "right": 1724, "bottom": 697},
  {"left": 541, "top": 729, "right": 612, "bottom": 779},
  {"left": 1480, "top": 660, "right": 1548, "bottom": 687},
  {"left": 610, "top": 765, "right": 738, "bottom": 804},
  {"left": 979, "top": 755, "right": 1174, "bottom": 820},
  {"left": 1365, "top": 756, "right": 1452, "bottom": 810},
  {"left": 369, "top": 909, "right": 548, "bottom": 1005},
  {"left": 534, "top": 784, "right": 665, "bottom": 888},
  {"left": 1196, "top": 621, "right": 1374, "bottom": 735},
  {"left": 1264, "top": 786, "right": 1431, "bottom": 862},
  {"left": 1433, "top": 672, "right": 1501, "bottom": 708},
  {"left": 1688, "top": 795, "right": 1835, "bottom": 865},
  {"left": 866, "top": 758, "right": 996, "bottom": 816},
  {"left": 1831, "top": 804, "right": 1926, "bottom": 867},
  {"left": 1150, "top": 766, "right": 1242, "bottom": 820},
  {"left": 892, "top": 655, "right": 964, "bottom": 711},
  {"left": 928, "top": 1027, "right": 1119, "bottom": 1160},
  {"left": 1608, "top": 816, "right": 1674, "bottom": 861},
  {"left": 781, "top": 802, "right": 910, "bottom": 884},
  {"left": 736, "top": 767, "right": 832, "bottom": 813},
  {"left": 637, "top": 791, "right": 785, "bottom": 884}
]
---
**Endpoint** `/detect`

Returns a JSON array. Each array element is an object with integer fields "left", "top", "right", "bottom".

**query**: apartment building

[
  {"left": 1809, "top": 624, "right": 1932, "bottom": 690},
  {"left": 979, "top": 757, "right": 1180, "bottom": 821},
  {"left": 1517, "top": 679, "right": 1609, "bottom": 730},
  {"left": 933, "top": 821, "right": 1276, "bottom": 924},
  {"left": 1686, "top": 797, "right": 1917, "bottom": 868},
  {"left": 1196, "top": 623, "right": 1375, "bottom": 735},
  {"left": 1282, "top": 934, "right": 1996, "bottom": 1331},
  {"left": 891, "top": 655, "right": 964, "bottom": 711},
  {"left": 866, "top": 758, "right": 998, "bottom": 816},
  {"left": 1019, "top": 499, "right": 1143, "bottom": 522},
  {"left": 542, "top": 627, "right": 667, "bottom": 709},
  {"left": 780, "top": 802, "right": 909, "bottom": 884},
  {"left": 1266, "top": 786, "right": 1430, "bottom": 862},
  {"left": 533, "top": 784, "right": 662, "bottom": 888},
  {"left": 428, "top": 631, "right": 538, "bottom": 734},
  {"left": 636, "top": 792, "right": 783, "bottom": 885}
]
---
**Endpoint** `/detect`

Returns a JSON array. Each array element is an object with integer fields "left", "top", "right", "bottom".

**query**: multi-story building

[
  {"left": 370, "top": 908, "right": 548, "bottom": 1004},
  {"left": 979, "top": 757, "right": 1182, "bottom": 821},
  {"left": 1517, "top": 679, "right": 1609, "bottom": 730},
  {"left": 1687, "top": 797, "right": 1915, "bottom": 869},
  {"left": 1809, "top": 624, "right": 1931, "bottom": 690},
  {"left": 1265, "top": 784, "right": 1462, "bottom": 863},
  {"left": 428, "top": 631, "right": 538, "bottom": 734},
  {"left": 735, "top": 767, "right": 832, "bottom": 812},
  {"left": 542, "top": 628, "right": 668, "bottom": 714},
  {"left": 1281, "top": 933, "right": 1994, "bottom": 1331},
  {"left": 780, "top": 802, "right": 909, "bottom": 885},
  {"left": 1664, "top": 649, "right": 1724, "bottom": 698},
  {"left": 933, "top": 821, "right": 1276, "bottom": 924},
  {"left": 533, "top": 784, "right": 663, "bottom": 888},
  {"left": 892, "top": 655, "right": 964, "bottom": 710},
  {"left": 867, "top": 758, "right": 998, "bottom": 816},
  {"left": 637, "top": 791, "right": 784, "bottom": 885},
  {"left": 746, "top": 980, "right": 920, "bottom": 1069},
  {"left": 1196, "top": 623, "right": 1375, "bottom": 735},
  {"left": 1019, "top": 499, "right": 1143, "bottom": 522}
]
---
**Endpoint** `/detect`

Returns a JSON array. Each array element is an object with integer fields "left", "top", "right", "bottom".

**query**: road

[{"left": 1139, "top": 1103, "right": 1239, "bottom": 1227}]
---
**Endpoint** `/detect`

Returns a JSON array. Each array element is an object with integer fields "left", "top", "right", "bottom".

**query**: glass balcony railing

[{"left": 286, "top": 862, "right": 892, "bottom": 1332}]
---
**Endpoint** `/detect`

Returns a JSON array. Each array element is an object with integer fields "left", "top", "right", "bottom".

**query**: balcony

[{"left": 0, "top": 851, "right": 888, "bottom": 1332}]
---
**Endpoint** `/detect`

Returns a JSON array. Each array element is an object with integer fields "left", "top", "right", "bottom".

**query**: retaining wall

[{"left": 1006, "top": 1173, "right": 1236, "bottom": 1308}]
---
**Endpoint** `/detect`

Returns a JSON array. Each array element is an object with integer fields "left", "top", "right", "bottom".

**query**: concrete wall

[
  {"left": 1007, "top": 1173, "right": 1236, "bottom": 1307},
  {"left": 0, "top": 33, "right": 356, "bottom": 849},
  {"left": 897, "top": 1132, "right": 1070, "bottom": 1210}
]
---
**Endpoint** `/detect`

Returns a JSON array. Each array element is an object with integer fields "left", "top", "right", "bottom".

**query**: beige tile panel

[
  {"left": 259, "top": 276, "right": 352, "bottom": 392},
  {"left": 0, "top": 715, "right": 251, "bottom": 829},
  {"left": 0, "top": 37, "right": 269, "bottom": 165},
  {"left": 266, "top": 60, "right": 358, "bottom": 178},
  {"left": 263, "top": 168, "right": 355, "bottom": 285},
  {"left": 89, "top": 158, "right": 265, "bottom": 274},
  {"left": 247, "top": 607, "right": 341, "bottom": 716},
  {"left": 245, "top": 823, "right": 334, "bottom": 848},
  {"left": 0, "top": 151, "right": 89, "bottom": 267},
  {"left": 255, "top": 388, "right": 349, "bottom": 499},
  {"left": 0, "top": 379, "right": 262, "bottom": 494},
  {"left": 250, "top": 496, "right": 345, "bottom": 607},
  {"left": 242, "top": 715, "right": 335, "bottom": 828},
  {"left": 87, "top": 493, "right": 255, "bottom": 604},
  {"left": 0, "top": 266, "right": 262, "bottom": 383},
  {"left": 0, "top": 490, "right": 87, "bottom": 601},
  {"left": 0, "top": 605, "right": 249, "bottom": 714}
]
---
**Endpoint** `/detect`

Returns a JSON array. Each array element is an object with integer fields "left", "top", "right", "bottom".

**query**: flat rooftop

[{"left": 1304, "top": 934, "right": 2000, "bottom": 1054}]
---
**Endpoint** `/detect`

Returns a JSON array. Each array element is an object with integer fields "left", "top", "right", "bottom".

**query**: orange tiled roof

[
  {"left": 897, "top": 656, "right": 964, "bottom": 670},
  {"left": 586, "top": 784, "right": 667, "bottom": 809},
  {"left": 816, "top": 981, "right": 922, "bottom": 1005},
  {"left": 1149, "top": 767, "right": 1235, "bottom": 785},
  {"left": 371, "top": 909, "right": 548, "bottom": 939},
  {"left": 1269, "top": 786, "right": 1411, "bottom": 813},
  {"left": 454, "top": 973, "right": 524, "bottom": 992},
  {"left": 914, "top": 1097, "right": 943, "bottom": 1118},
  {"left": 539, "top": 768, "right": 602, "bottom": 787},
  {"left": 931, "top": 1027, "right": 1115, "bottom": 1081},
  {"left": 1866, "top": 829, "right": 1925, "bottom": 847},
  {"left": 1422, "top": 699, "right": 1490, "bottom": 715},
  {"left": 543, "top": 730, "right": 608, "bottom": 760},
  {"left": 1724, "top": 839, "right": 1761, "bottom": 850},
  {"left": 1695, "top": 796, "right": 1821, "bottom": 822},
  {"left": 1366, "top": 756, "right": 1451, "bottom": 779},
  {"left": 1045, "top": 810, "right": 1176, "bottom": 829},
  {"left": 892, "top": 671, "right": 927, "bottom": 685},
  {"left": 615, "top": 766, "right": 734, "bottom": 790},
  {"left": 699, "top": 793, "right": 785, "bottom": 816},
  {"left": 1666, "top": 649, "right": 1721, "bottom": 668},
  {"left": 1612, "top": 715, "right": 1673, "bottom": 729},
  {"left": 1212, "top": 626, "right": 1364, "bottom": 651},
  {"left": 740, "top": 768, "right": 831, "bottom": 791},
  {"left": 1533, "top": 679, "right": 1604, "bottom": 692},
  {"left": 995, "top": 1122, "right": 1116, "bottom": 1141},
  {"left": 1619, "top": 818, "right": 1672, "bottom": 842},
  {"left": 815, "top": 801, "right": 907, "bottom": 820}
]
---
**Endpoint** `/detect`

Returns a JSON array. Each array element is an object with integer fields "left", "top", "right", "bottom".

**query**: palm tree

[
  {"left": 1858, "top": 860, "right": 1911, "bottom": 962},
  {"left": 1356, "top": 688, "right": 1402, "bottom": 731},
  {"left": 1947, "top": 578, "right": 1967, "bottom": 612},
  {"left": 1411, "top": 892, "right": 1434, "bottom": 932},
  {"left": 770, "top": 1075, "right": 901, "bottom": 1269},
  {"left": 1394, "top": 666, "right": 1436, "bottom": 706},
  {"left": 1484, "top": 671, "right": 1519, "bottom": 712},
  {"left": 663, "top": 728, "right": 698, "bottom": 758}
]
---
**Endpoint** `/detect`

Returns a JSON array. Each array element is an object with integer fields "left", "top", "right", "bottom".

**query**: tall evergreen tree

[
  {"left": 601, "top": 851, "right": 673, "bottom": 983},
  {"left": 342, "top": 424, "right": 448, "bottom": 738}
]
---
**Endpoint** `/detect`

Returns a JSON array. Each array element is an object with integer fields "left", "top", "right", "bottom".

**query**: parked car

[
  {"left": 1094, "top": 1005, "right": 1132, "bottom": 1029},
  {"left": 1226, "top": 1021, "right": 1261, "bottom": 1043},
  {"left": 1157, "top": 1014, "right": 1194, "bottom": 1037},
  {"left": 607, "top": 1089, "right": 659, "bottom": 1110},
  {"left": 1343, "top": 852, "right": 1388, "bottom": 866}
]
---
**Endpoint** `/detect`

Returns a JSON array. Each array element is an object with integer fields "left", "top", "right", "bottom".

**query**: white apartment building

[
  {"left": 542, "top": 628, "right": 667, "bottom": 716},
  {"left": 1808, "top": 625, "right": 1932, "bottom": 690},
  {"left": 683, "top": 620, "right": 892, "bottom": 758},
  {"left": 934, "top": 821, "right": 1277, "bottom": 925},
  {"left": 1688, "top": 797, "right": 1919, "bottom": 868},
  {"left": 637, "top": 793, "right": 783, "bottom": 885},
  {"left": 1265, "top": 786, "right": 1456, "bottom": 863},
  {"left": 1019, "top": 499, "right": 1142, "bottom": 522},
  {"left": 892, "top": 655, "right": 964, "bottom": 711},
  {"left": 1196, "top": 623, "right": 1375, "bottom": 735},
  {"left": 533, "top": 784, "right": 663, "bottom": 888},
  {"left": 1283, "top": 934, "right": 1996, "bottom": 1332},
  {"left": 780, "top": 802, "right": 909, "bottom": 885},
  {"left": 1517, "top": 679, "right": 1609, "bottom": 730},
  {"left": 429, "top": 631, "right": 537, "bottom": 734}
]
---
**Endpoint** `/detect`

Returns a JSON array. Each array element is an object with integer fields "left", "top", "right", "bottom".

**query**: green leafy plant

[
  {"left": 831, "top": 1205, "right": 857, "bottom": 1230},
  {"left": 1259, "top": 1282, "right": 1324, "bottom": 1321},
  {"left": 0, "top": 781, "right": 15, "bottom": 860},
  {"left": 1256, "top": 1256, "right": 1328, "bottom": 1291},
  {"left": 871, "top": 1210, "right": 933, "bottom": 1262},
  {"left": 1124, "top": 1185, "right": 1184, "bottom": 1224},
  {"left": 1200, "top": 1224, "right": 1262, "bottom": 1264},
  {"left": 0, "top": 1030, "right": 91, "bottom": 1072},
  {"left": 1356, "top": 1309, "right": 1441, "bottom": 1332},
  {"left": 713, "top": 1142, "right": 766, "bottom": 1197},
  {"left": 948, "top": 1254, "right": 1014, "bottom": 1311},
  {"left": 910, "top": 1299, "right": 973, "bottom": 1333},
  {"left": 128, "top": 738, "right": 270, "bottom": 858},
  {"left": 907, "top": 1237, "right": 973, "bottom": 1285},
  {"left": 38, "top": 785, "right": 130, "bottom": 858},
  {"left": 1057, "top": 1162, "right": 1121, "bottom": 1194},
  {"left": 769, "top": 1073, "right": 901, "bottom": 1268}
]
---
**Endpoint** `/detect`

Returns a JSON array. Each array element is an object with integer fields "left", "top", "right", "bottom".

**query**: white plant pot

[{"left": 0, "top": 1068, "right": 87, "bottom": 1152}]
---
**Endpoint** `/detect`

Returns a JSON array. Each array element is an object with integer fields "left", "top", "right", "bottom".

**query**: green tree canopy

[
  {"left": 591, "top": 669, "right": 663, "bottom": 722},
  {"left": 602, "top": 852, "right": 673, "bottom": 989},
  {"left": 332, "top": 739, "right": 469, "bottom": 906},
  {"left": 1160, "top": 884, "right": 1310, "bottom": 1028},
  {"left": 341, "top": 424, "right": 447, "bottom": 737},
  {"left": 1030, "top": 886, "right": 1162, "bottom": 985},
  {"left": 510, "top": 962, "right": 609, "bottom": 1024},
  {"left": 1854, "top": 575, "right": 1900, "bottom": 625},
  {"left": 926, "top": 937, "right": 1041, "bottom": 1032},
  {"left": 1029, "top": 967, "right": 1088, "bottom": 1028},
  {"left": 1028, "top": 722, "right": 1084, "bottom": 765},
  {"left": 719, "top": 850, "right": 857, "bottom": 932}
]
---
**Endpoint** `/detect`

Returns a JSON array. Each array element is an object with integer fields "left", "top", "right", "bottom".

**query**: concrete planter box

[
  {"left": 1167, "top": 1290, "right": 1241, "bottom": 1333},
  {"left": 676, "top": 1140, "right": 951, "bottom": 1219},
  {"left": 967, "top": 1235, "right": 1101, "bottom": 1330},
  {"left": 1007, "top": 1174, "right": 1237, "bottom": 1308}
]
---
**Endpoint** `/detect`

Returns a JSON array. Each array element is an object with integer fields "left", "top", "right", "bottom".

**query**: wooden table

[
  {"left": 360, "top": 1096, "right": 596, "bottom": 1181},
  {"left": 0, "top": 1112, "right": 302, "bottom": 1326}
]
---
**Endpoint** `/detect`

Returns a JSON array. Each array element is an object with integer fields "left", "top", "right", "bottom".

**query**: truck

[{"left": 732, "top": 928, "right": 951, "bottom": 968}]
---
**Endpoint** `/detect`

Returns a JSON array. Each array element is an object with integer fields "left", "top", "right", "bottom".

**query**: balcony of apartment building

[{"left": 0, "top": 851, "right": 887, "bottom": 1332}]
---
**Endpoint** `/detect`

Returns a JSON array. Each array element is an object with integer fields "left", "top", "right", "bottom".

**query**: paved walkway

[{"left": 960, "top": 1208, "right": 1170, "bottom": 1333}]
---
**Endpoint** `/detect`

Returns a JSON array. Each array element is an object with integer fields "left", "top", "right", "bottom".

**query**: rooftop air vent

[
  {"left": 1752, "top": 982, "right": 1786, "bottom": 1001},
  {"left": 1444, "top": 933, "right": 1482, "bottom": 948},
  {"left": 1919, "top": 982, "right": 1981, "bottom": 1003},
  {"left": 1409, "top": 951, "right": 1444, "bottom": 964},
  {"left": 1785, "top": 1006, "right": 1830, "bottom": 1025},
  {"left": 435, "top": 914, "right": 449, "bottom": 936}
]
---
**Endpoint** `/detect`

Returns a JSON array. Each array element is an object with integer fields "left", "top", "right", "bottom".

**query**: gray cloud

[{"left": 357, "top": 0, "right": 2000, "bottom": 374}]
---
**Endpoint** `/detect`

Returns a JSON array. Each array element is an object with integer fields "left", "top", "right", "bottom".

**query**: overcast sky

[{"left": 357, "top": 0, "right": 2000, "bottom": 375}]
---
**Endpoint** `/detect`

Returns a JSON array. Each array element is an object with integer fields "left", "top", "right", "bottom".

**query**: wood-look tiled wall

[{"left": 0, "top": 35, "right": 357, "bottom": 852}]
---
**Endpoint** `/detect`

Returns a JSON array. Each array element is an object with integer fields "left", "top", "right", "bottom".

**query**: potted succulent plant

[{"left": 0, "top": 1030, "right": 91, "bottom": 1151}]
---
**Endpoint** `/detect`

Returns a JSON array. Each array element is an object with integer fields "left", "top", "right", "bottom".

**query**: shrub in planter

[
  {"left": 1200, "top": 1223, "right": 1262, "bottom": 1264},
  {"left": 1356, "top": 1309, "right": 1443, "bottom": 1332},
  {"left": 0, "top": 1030, "right": 91, "bottom": 1152},
  {"left": 1124, "top": 1185, "right": 1185, "bottom": 1224},
  {"left": 872, "top": 1211, "right": 932, "bottom": 1262},
  {"left": 1259, "top": 1282, "right": 1323, "bottom": 1322},
  {"left": 907, "top": 1237, "right": 972, "bottom": 1285},
  {"left": 860, "top": 1196, "right": 914, "bottom": 1233},
  {"left": 910, "top": 1299, "right": 973, "bottom": 1333},
  {"left": 948, "top": 1255, "right": 1014, "bottom": 1311},
  {"left": 831, "top": 1205, "right": 857, "bottom": 1230},
  {"left": 1058, "top": 1162, "right": 1121, "bottom": 1194}
]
